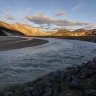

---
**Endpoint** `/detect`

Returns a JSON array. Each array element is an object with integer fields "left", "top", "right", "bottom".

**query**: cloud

[
  {"left": 24, "top": 13, "right": 55, "bottom": 25},
  {"left": 46, "top": 7, "right": 54, "bottom": 15},
  {"left": 72, "top": 3, "right": 83, "bottom": 11},
  {"left": 22, "top": 17, "right": 28, "bottom": 23},
  {"left": 55, "top": 11, "right": 66, "bottom": 16},
  {"left": 83, "top": 24, "right": 96, "bottom": 30},
  {"left": 24, "top": 13, "right": 90, "bottom": 27},
  {"left": 0, "top": 14, "right": 15, "bottom": 20},
  {"left": 37, "top": 24, "right": 54, "bottom": 31},
  {"left": 26, "top": 7, "right": 32, "bottom": 11},
  {"left": 55, "top": 18, "right": 74, "bottom": 26}
]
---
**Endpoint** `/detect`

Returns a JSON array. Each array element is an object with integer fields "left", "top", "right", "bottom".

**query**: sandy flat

[
  {"left": 0, "top": 36, "right": 49, "bottom": 51},
  {"left": 1, "top": 36, "right": 96, "bottom": 51}
]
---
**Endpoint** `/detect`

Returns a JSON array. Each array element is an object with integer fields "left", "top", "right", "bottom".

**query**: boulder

[{"left": 84, "top": 89, "right": 96, "bottom": 96}]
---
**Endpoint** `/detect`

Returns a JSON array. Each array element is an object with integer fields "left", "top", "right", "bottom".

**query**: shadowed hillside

[
  {"left": 0, "top": 26, "right": 25, "bottom": 36},
  {"left": 0, "top": 21, "right": 51, "bottom": 36}
]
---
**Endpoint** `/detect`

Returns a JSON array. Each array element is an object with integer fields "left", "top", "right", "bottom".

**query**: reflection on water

[{"left": 0, "top": 38, "right": 96, "bottom": 90}]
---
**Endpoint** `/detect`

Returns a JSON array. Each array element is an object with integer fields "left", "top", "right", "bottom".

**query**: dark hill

[{"left": 0, "top": 26, "right": 25, "bottom": 36}]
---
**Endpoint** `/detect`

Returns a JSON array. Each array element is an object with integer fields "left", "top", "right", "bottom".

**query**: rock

[
  {"left": 68, "top": 75, "right": 81, "bottom": 89},
  {"left": 70, "top": 68, "right": 79, "bottom": 75},
  {"left": 65, "top": 66, "right": 75, "bottom": 70},
  {"left": 67, "top": 75, "right": 79, "bottom": 82},
  {"left": 3, "top": 92, "right": 13, "bottom": 96},
  {"left": 52, "top": 84, "right": 61, "bottom": 93},
  {"left": 61, "top": 71, "right": 68, "bottom": 81},
  {"left": 23, "top": 91, "right": 32, "bottom": 96},
  {"left": 87, "top": 79, "right": 95, "bottom": 87},
  {"left": 44, "top": 86, "right": 53, "bottom": 96},
  {"left": 69, "top": 80, "right": 81, "bottom": 89},
  {"left": 22, "top": 87, "right": 33, "bottom": 94},
  {"left": 44, "top": 93, "right": 53, "bottom": 96},
  {"left": 53, "top": 90, "right": 59, "bottom": 96},
  {"left": 47, "top": 71, "right": 61, "bottom": 82},
  {"left": 77, "top": 68, "right": 93, "bottom": 79},
  {"left": 43, "top": 80, "right": 52, "bottom": 87},
  {"left": 87, "top": 61, "right": 96, "bottom": 70},
  {"left": 80, "top": 62, "right": 88, "bottom": 68},
  {"left": 36, "top": 80, "right": 46, "bottom": 89},
  {"left": 44, "top": 86, "right": 52, "bottom": 93},
  {"left": 93, "top": 57, "right": 96, "bottom": 63},
  {"left": 65, "top": 92, "right": 73, "bottom": 96},
  {"left": 32, "top": 85, "right": 43, "bottom": 96},
  {"left": 65, "top": 66, "right": 80, "bottom": 75},
  {"left": 84, "top": 89, "right": 96, "bottom": 96}
]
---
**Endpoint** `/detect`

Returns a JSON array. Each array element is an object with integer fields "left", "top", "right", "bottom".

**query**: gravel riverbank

[{"left": 0, "top": 36, "right": 49, "bottom": 51}]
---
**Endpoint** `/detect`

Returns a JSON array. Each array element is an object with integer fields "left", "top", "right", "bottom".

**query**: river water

[{"left": 0, "top": 38, "right": 96, "bottom": 90}]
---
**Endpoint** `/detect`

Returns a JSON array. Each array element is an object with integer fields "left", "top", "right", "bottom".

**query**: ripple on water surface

[{"left": 0, "top": 38, "right": 96, "bottom": 90}]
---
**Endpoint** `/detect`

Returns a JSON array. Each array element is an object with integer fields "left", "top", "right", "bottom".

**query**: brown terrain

[
  {"left": 0, "top": 21, "right": 96, "bottom": 36},
  {"left": 0, "top": 21, "right": 51, "bottom": 36}
]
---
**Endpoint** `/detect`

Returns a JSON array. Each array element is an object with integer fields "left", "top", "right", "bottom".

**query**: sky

[{"left": 0, "top": 0, "right": 96, "bottom": 31}]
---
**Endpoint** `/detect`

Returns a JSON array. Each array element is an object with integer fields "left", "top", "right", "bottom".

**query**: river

[{"left": 0, "top": 37, "right": 96, "bottom": 90}]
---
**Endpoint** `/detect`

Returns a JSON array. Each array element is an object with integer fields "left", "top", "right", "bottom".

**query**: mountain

[
  {"left": 52, "top": 29, "right": 75, "bottom": 36},
  {"left": 11, "top": 23, "right": 51, "bottom": 36},
  {"left": 51, "top": 28, "right": 96, "bottom": 36},
  {"left": 91, "top": 29, "right": 96, "bottom": 35},
  {"left": 0, "top": 21, "right": 16, "bottom": 30},
  {"left": 0, "top": 21, "right": 96, "bottom": 36},
  {"left": 0, "top": 26, "right": 25, "bottom": 36},
  {"left": 0, "top": 21, "right": 51, "bottom": 36},
  {"left": 73, "top": 29, "right": 90, "bottom": 36},
  {"left": 73, "top": 28, "right": 96, "bottom": 36}
]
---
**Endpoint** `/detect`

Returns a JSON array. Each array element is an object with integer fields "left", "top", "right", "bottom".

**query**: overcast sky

[{"left": 0, "top": 0, "right": 96, "bottom": 31}]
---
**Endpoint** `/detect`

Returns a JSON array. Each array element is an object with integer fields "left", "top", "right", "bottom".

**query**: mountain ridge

[
  {"left": 0, "top": 21, "right": 51, "bottom": 36},
  {"left": 0, "top": 21, "right": 96, "bottom": 36}
]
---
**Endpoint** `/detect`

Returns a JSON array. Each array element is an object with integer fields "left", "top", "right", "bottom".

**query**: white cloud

[
  {"left": 22, "top": 17, "right": 28, "bottom": 23},
  {"left": 26, "top": 7, "right": 32, "bottom": 11},
  {"left": 37, "top": 24, "right": 55, "bottom": 31},
  {"left": 83, "top": 24, "right": 96, "bottom": 30},
  {"left": 72, "top": 3, "right": 83, "bottom": 11},
  {"left": 24, "top": 13, "right": 90, "bottom": 27},
  {"left": 55, "top": 11, "right": 66, "bottom": 16},
  {"left": 0, "top": 14, "right": 15, "bottom": 20},
  {"left": 46, "top": 7, "right": 54, "bottom": 15},
  {"left": 24, "top": 13, "right": 55, "bottom": 25}
]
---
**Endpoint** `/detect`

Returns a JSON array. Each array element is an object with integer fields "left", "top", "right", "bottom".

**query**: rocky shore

[{"left": 1, "top": 57, "right": 96, "bottom": 96}]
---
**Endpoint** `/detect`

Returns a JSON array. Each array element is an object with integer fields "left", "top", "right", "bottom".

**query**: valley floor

[
  {"left": 0, "top": 36, "right": 96, "bottom": 51},
  {"left": 0, "top": 36, "right": 48, "bottom": 51},
  {"left": 58, "top": 35, "right": 96, "bottom": 43},
  {"left": 36, "top": 35, "right": 96, "bottom": 43}
]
